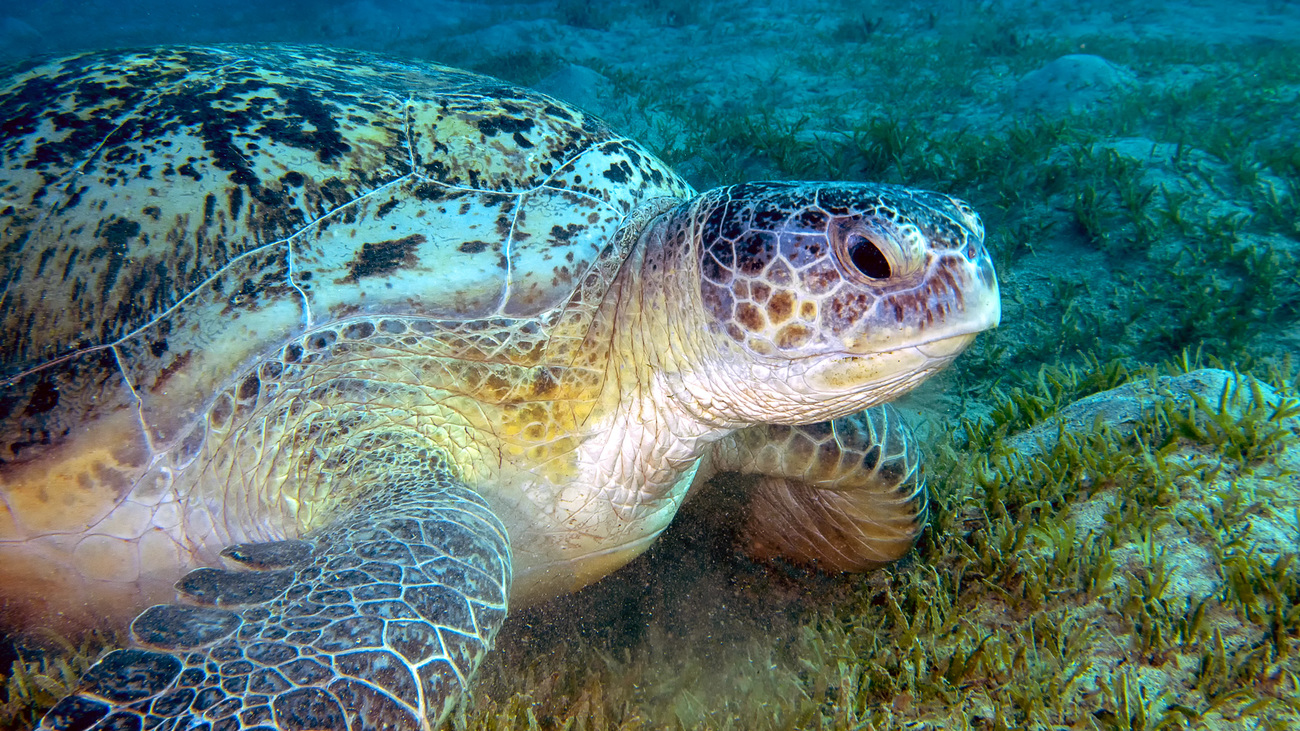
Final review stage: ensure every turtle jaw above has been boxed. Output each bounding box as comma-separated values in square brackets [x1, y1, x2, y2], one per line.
[638, 179, 1001, 427]
[690, 266, 999, 425]
[791, 280, 999, 408]
[660, 327, 987, 429]
[797, 334, 976, 403]
[833, 270, 1001, 355]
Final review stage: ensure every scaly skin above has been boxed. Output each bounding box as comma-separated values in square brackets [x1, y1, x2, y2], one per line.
[41, 453, 512, 731]
[0, 45, 1000, 731]
[2, 180, 995, 629]
[0, 44, 694, 630]
[705, 406, 924, 571]
[33, 179, 990, 731]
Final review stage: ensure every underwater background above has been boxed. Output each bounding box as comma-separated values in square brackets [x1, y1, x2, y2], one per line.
[2, 0, 1299, 728]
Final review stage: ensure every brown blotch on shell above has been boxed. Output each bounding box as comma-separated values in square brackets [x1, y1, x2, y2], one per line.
[175, 424, 206, 465]
[878, 460, 905, 486]
[237, 373, 261, 401]
[339, 235, 425, 283]
[150, 350, 193, 393]
[307, 330, 338, 351]
[531, 369, 557, 398]
[735, 303, 765, 332]
[788, 433, 816, 467]
[808, 442, 843, 482]
[342, 321, 375, 340]
[775, 324, 811, 350]
[23, 378, 60, 416]
[767, 292, 794, 324]
[209, 393, 234, 430]
[259, 360, 284, 381]
[91, 459, 137, 498]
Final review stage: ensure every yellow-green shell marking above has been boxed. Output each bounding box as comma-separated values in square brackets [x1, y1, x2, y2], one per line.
[0, 44, 688, 452]
[0, 44, 694, 620]
[0, 43, 999, 731]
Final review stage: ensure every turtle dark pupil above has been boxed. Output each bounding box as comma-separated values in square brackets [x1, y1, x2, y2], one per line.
[848, 235, 891, 279]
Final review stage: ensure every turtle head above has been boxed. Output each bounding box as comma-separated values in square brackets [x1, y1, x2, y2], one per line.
[657, 181, 1000, 424]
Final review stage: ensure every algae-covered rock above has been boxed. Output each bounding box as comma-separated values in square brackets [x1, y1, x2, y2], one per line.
[1011, 367, 1298, 584]
[1014, 54, 1135, 114]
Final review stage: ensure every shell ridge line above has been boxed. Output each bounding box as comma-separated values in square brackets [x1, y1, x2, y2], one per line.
[408, 170, 531, 200]
[533, 142, 596, 192]
[0, 240, 279, 385]
[533, 134, 646, 193]
[283, 228, 313, 329]
[109, 342, 159, 457]
[285, 239, 314, 329]
[426, 626, 475, 685]
[127, 171, 414, 343]
[529, 142, 638, 305]
[401, 95, 418, 173]
[496, 194, 523, 315]
[533, 140, 636, 210]
[2, 171, 415, 385]
[537, 182, 610, 212]
[0, 345, 114, 387]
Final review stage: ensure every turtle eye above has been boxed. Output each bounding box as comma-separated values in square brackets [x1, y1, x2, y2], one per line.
[830, 216, 910, 283]
[846, 233, 891, 280]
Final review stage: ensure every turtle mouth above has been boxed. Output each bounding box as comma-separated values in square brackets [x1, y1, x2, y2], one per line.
[792, 328, 988, 401]
[915, 331, 978, 357]
[777, 327, 981, 367]
[834, 324, 987, 359]
[835, 284, 1001, 358]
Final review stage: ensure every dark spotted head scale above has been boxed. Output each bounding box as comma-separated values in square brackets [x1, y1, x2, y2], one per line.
[694, 181, 999, 363]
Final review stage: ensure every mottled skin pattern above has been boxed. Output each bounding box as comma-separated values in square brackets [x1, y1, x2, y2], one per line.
[43, 471, 510, 731]
[696, 183, 994, 360]
[0, 45, 999, 730]
[708, 404, 923, 571]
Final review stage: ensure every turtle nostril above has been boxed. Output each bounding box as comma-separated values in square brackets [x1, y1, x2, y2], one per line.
[847, 234, 891, 279]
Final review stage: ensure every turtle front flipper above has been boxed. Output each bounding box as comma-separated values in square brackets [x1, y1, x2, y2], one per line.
[39, 478, 511, 731]
[707, 404, 925, 572]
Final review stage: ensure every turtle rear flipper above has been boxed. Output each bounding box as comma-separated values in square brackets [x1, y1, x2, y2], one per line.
[707, 404, 925, 572]
[40, 479, 511, 731]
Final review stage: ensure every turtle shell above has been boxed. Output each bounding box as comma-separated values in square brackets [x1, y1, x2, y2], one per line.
[0, 45, 692, 465]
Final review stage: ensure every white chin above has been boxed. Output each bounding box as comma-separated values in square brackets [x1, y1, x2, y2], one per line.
[917, 332, 977, 358]
[801, 341, 965, 399]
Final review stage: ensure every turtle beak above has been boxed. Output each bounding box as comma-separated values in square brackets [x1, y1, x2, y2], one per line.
[838, 246, 1000, 358]
[916, 331, 978, 359]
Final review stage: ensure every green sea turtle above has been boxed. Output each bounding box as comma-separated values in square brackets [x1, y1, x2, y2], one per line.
[0, 45, 999, 730]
